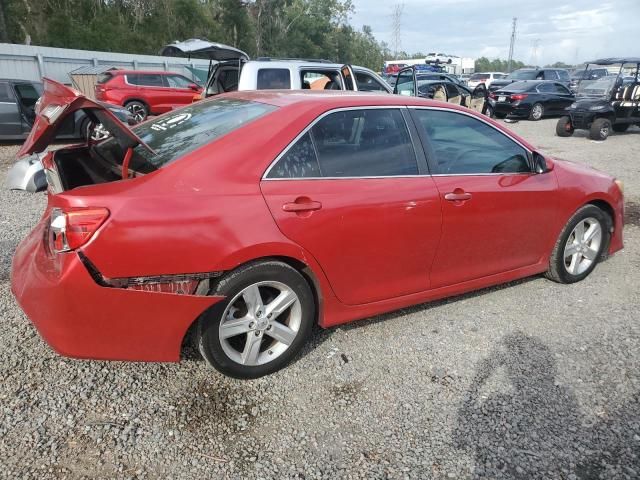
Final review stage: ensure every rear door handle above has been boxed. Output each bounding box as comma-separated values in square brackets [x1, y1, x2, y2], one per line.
[444, 191, 472, 202]
[282, 199, 322, 212]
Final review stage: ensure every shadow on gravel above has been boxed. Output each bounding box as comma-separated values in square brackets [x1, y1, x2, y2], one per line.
[454, 331, 640, 479]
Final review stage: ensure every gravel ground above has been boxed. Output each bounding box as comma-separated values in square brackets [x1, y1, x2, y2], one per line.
[1, 121, 639, 480]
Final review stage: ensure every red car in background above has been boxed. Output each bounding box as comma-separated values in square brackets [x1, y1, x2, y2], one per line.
[95, 70, 202, 121]
[10, 79, 624, 379]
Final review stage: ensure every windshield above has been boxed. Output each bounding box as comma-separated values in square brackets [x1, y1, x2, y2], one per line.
[576, 76, 618, 98]
[508, 70, 537, 80]
[93, 98, 276, 171]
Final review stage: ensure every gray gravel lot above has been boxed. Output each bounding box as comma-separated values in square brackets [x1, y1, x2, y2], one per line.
[1, 120, 639, 479]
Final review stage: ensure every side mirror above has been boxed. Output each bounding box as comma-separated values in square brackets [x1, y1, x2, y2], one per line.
[6, 155, 47, 193]
[533, 152, 553, 174]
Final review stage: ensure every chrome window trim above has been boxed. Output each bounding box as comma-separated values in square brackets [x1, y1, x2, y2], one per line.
[262, 105, 419, 180]
[262, 105, 536, 180]
[124, 74, 191, 90]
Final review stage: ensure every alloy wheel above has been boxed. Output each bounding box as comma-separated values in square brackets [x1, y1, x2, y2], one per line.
[563, 217, 602, 275]
[90, 123, 110, 141]
[532, 104, 543, 120]
[126, 103, 147, 122]
[219, 281, 301, 366]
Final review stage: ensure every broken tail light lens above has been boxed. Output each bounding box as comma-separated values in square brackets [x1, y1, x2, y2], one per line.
[49, 207, 110, 253]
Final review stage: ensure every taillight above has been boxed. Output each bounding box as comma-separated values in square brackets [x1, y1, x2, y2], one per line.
[511, 93, 528, 101]
[49, 207, 109, 253]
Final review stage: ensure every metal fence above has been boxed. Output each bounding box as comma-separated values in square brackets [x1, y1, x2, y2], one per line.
[0, 43, 211, 84]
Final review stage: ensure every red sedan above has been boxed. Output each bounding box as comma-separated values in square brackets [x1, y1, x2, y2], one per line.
[11, 79, 624, 378]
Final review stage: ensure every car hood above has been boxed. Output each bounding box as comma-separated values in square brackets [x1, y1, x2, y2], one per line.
[550, 155, 613, 181]
[17, 78, 151, 158]
[160, 39, 249, 61]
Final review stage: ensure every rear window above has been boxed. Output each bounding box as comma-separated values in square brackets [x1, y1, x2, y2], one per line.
[257, 69, 291, 89]
[509, 70, 537, 80]
[97, 73, 114, 84]
[504, 81, 532, 92]
[136, 98, 275, 168]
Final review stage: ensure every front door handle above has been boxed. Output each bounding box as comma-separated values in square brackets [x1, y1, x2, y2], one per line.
[282, 198, 322, 212]
[444, 191, 472, 202]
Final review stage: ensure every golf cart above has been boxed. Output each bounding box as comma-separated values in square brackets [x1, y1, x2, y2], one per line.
[556, 57, 640, 141]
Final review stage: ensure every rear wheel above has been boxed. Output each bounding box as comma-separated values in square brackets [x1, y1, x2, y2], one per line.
[556, 116, 574, 137]
[198, 260, 315, 379]
[546, 205, 610, 284]
[529, 102, 544, 121]
[124, 101, 148, 122]
[612, 123, 630, 133]
[589, 118, 611, 141]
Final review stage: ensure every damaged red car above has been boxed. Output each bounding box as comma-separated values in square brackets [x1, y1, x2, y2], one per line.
[10, 79, 624, 378]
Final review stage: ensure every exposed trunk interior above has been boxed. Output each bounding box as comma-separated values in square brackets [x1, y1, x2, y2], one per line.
[53, 146, 121, 191]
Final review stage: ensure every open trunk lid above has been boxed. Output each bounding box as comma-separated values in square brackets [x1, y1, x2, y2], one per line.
[17, 78, 152, 159]
[160, 38, 249, 61]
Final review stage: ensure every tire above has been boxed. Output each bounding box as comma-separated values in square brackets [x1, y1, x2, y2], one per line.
[197, 260, 315, 379]
[612, 123, 630, 133]
[545, 205, 610, 284]
[556, 116, 574, 137]
[529, 102, 544, 121]
[589, 118, 611, 141]
[124, 100, 148, 121]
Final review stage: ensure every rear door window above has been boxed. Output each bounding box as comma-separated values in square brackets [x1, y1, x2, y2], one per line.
[257, 69, 291, 89]
[557, 70, 570, 81]
[267, 108, 417, 178]
[138, 74, 165, 87]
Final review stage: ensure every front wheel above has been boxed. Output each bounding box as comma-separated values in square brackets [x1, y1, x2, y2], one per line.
[556, 116, 574, 137]
[589, 118, 611, 141]
[546, 205, 610, 284]
[198, 260, 315, 379]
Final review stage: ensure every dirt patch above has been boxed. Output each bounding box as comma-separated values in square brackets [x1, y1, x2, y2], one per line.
[625, 201, 640, 227]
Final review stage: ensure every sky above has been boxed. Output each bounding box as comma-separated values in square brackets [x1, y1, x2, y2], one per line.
[350, 0, 639, 66]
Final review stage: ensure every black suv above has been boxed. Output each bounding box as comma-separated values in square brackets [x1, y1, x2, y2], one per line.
[557, 58, 640, 141]
[489, 68, 571, 92]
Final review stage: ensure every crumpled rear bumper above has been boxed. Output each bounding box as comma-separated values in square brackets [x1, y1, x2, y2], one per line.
[11, 221, 222, 362]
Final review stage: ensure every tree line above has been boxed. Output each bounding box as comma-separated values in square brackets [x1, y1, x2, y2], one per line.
[0, 0, 390, 70]
[0, 0, 577, 75]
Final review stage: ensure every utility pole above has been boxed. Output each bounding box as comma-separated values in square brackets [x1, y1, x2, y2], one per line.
[391, 3, 404, 59]
[507, 17, 517, 72]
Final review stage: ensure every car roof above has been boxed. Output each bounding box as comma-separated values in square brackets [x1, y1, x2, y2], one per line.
[0, 78, 41, 83]
[223, 90, 467, 108]
[244, 60, 372, 71]
[108, 70, 182, 75]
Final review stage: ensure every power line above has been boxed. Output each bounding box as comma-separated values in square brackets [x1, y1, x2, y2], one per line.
[507, 17, 517, 72]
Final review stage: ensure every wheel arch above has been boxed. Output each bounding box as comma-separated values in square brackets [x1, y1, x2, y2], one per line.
[179, 254, 325, 359]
